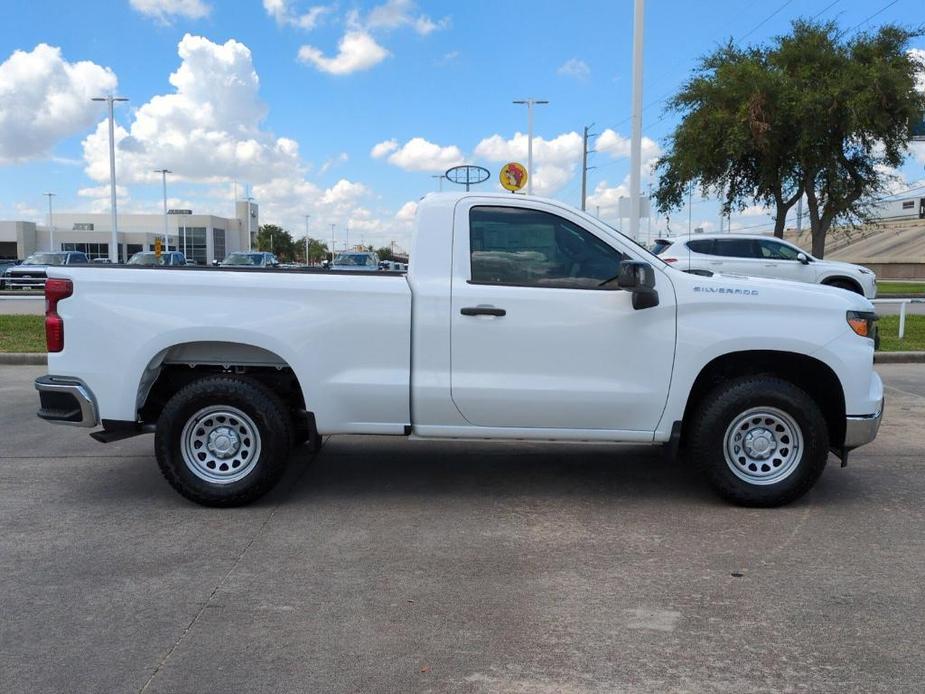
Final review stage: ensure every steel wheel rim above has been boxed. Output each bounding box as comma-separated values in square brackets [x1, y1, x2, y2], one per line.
[180, 405, 262, 485]
[723, 406, 803, 486]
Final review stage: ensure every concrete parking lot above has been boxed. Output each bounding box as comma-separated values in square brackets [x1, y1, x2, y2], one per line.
[1, 364, 923, 693]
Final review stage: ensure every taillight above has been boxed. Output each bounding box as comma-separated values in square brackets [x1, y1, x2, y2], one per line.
[662, 257, 678, 263]
[45, 278, 73, 353]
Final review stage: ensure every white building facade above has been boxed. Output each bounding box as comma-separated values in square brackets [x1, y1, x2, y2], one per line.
[0, 200, 258, 263]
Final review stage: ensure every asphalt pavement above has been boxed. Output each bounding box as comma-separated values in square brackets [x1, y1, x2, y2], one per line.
[0, 364, 923, 693]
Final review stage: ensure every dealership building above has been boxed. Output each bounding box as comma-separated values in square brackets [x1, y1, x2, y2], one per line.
[0, 201, 258, 264]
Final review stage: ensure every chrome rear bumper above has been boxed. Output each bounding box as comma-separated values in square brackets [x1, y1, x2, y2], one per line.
[35, 376, 99, 427]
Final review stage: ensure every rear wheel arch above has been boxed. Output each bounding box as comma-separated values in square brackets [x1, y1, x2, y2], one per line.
[135, 341, 310, 432]
[681, 350, 846, 449]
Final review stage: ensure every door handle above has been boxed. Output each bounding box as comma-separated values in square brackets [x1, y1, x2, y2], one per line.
[461, 306, 506, 317]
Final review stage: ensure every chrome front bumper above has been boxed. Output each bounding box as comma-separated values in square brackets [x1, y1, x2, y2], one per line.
[34, 375, 99, 428]
[844, 398, 884, 450]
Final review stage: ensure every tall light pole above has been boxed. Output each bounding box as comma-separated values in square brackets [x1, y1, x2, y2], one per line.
[628, 0, 646, 242]
[245, 195, 254, 251]
[330, 223, 336, 263]
[43, 193, 56, 251]
[431, 174, 445, 192]
[92, 95, 128, 262]
[153, 169, 171, 255]
[513, 98, 549, 195]
[304, 214, 311, 264]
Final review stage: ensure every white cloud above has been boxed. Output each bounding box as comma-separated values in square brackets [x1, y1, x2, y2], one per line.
[318, 151, 348, 175]
[263, 0, 331, 30]
[382, 137, 464, 172]
[557, 58, 590, 81]
[77, 184, 129, 198]
[365, 0, 448, 35]
[586, 179, 630, 218]
[82, 34, 301, 185]
[475, 131, 583, 195]
[0, 44, 117, 165]
[129, 0, 211, 22]
[370, 139, 399, 158]
[595, 128, 662, 167]
[395, 200, 417, 224]
[298, 31, 390, 75]
[911, 48, 925, 93]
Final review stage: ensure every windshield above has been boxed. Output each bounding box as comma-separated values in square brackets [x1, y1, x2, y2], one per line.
[23, 253, 66, 266]
[333, 253, 375, 266]
[128, 252, 159, 265]
[649, 239, 673, 256]
[222, 253, 263, 266]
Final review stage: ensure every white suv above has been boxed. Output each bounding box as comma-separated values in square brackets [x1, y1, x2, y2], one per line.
[651, 234, 877, 298]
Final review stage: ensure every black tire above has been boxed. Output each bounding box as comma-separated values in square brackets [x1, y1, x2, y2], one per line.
[825, 279, 862, 295]
[155, 375, 292, 507]
[688, 376, 829, 507]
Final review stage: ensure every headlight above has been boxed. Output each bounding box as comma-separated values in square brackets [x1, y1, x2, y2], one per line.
[847, 310, 877, 338]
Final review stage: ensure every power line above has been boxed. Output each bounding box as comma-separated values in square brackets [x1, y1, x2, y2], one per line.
[738, 0, 795, 42]
[842, 0, 901, 35]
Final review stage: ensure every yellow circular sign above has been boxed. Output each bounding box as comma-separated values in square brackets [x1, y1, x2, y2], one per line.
[500, 162, 528, 192]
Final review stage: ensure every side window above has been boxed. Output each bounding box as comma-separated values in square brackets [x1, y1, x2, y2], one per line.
[758, 239, 800, 260]
[686, 239, 715, 254]
[469, 206, 625, 289]
[713, 238, 758, 258]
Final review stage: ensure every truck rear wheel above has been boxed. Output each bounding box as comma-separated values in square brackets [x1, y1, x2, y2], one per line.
[155, 375, 292, 507]
[688, 376, 829, 507]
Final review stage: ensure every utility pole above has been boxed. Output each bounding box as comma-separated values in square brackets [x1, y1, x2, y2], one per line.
[92, 95, 128, 262]
[345, 220, 349, 251]
[688, 183, 693, 235]
[431, 174, 445, 192]
[647, 183, 653, 243]
[796, 196, 803, 234]
[513, 98, 549, 195]
[580, 123, 596, 211]
[153, 169, 171, 256]
[330, 223, 336, 262]
[628, 0, 646, 242]
[43, 193, 56, 251]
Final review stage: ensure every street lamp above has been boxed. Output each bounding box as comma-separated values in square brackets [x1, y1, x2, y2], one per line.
[330, 223, 336, 263]
[43, 192, 56, 251]
[153, 169, 171, 255]
[513, 98, 549, 195]
[92, 95, 128, 262]
[628, 0, 646, 242]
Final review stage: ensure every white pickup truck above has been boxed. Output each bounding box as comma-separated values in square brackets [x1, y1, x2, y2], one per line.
[35, 192, 883, 508]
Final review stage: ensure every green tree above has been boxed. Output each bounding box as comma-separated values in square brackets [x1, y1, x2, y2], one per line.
[654, 20, 925, 257]
[255, 224, 296, 261]
[375, 246, 395, 262]
[303, 237, 330, 264]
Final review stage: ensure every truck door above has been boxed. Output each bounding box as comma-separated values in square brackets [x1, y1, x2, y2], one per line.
[449, 200, 676, 432]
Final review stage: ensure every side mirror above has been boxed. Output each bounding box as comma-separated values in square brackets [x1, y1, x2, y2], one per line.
[617, 261, 659, 310]
[797, 252, 810, 265]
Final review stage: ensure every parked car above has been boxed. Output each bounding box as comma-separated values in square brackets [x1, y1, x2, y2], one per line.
[331, 251, 380, 271]
[651, 234, 877, 298]
[0, 258, 23, 286]
[127, 251, 188, 266]
[378, 260, 406, 272]
[1, 251, 88, 289]
[34, 192, 882, 509]
[220, 252, 280, 268]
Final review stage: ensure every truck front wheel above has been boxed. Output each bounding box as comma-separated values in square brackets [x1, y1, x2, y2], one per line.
[689, 377, 829, 507]
[155, 375, 292, 507]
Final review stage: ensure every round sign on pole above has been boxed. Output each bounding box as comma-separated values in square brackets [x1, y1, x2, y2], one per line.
[499, 162, 528, 192]
[445, 165, 490, 192]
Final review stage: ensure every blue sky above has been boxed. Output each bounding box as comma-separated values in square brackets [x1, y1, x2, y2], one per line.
[1, 0, 923, 249]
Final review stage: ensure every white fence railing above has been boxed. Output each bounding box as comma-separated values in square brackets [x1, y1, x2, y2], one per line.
[871, 298, 925, 339]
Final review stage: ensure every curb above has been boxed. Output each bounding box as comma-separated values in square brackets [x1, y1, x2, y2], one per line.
[874, 351, 925, 364]
[0, 353, 46, 365]
[877, 293, 925, 299]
